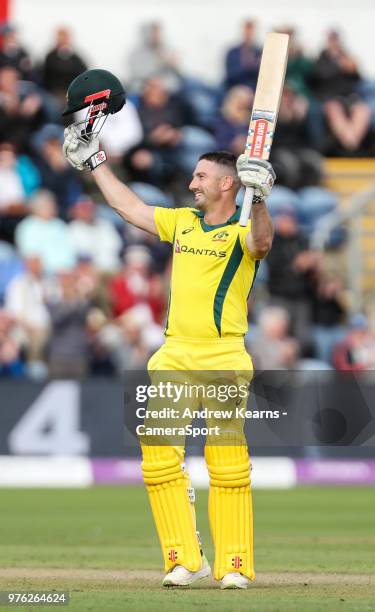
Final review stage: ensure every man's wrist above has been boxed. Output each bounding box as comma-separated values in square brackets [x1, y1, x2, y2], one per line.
[252, 194, 266, 205]
[85, 150, 107, 171]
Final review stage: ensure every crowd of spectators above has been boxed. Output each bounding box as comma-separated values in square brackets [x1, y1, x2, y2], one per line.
[1, 19, 374, 378]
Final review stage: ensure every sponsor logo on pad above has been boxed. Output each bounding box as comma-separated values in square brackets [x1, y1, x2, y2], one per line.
[232, 555, 243, 569]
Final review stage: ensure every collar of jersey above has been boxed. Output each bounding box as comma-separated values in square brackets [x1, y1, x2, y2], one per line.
[193, 207, 241, 232]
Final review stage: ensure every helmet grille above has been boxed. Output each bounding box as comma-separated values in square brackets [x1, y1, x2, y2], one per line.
[75, 93, 111, 142]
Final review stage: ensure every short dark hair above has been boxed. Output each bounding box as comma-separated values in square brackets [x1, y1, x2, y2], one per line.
[198, 150, 240, 190]
[199, 150, 237, 171]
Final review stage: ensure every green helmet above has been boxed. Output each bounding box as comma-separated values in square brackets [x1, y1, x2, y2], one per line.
[62, 68, 126, 116]
[62, 69, 126, 141]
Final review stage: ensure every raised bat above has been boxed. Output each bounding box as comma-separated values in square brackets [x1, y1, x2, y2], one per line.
[239, 32, 289, 226]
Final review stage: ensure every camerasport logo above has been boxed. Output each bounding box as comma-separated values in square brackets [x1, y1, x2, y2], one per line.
[250, 119, 268, 157]
[212, 231, 229, 242]
[182, 226, 194, 234]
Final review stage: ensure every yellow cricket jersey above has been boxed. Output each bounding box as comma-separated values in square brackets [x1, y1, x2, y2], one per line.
[154, 206, 259, 339]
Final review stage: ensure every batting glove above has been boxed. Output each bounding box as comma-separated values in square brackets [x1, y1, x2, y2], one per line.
[236, 154, 276, 202]
[63, 125, 107, 171]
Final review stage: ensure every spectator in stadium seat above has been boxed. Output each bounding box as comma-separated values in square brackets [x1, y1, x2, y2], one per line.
[270, 83, 323, 189]
[124, 221, 172, 276]
[109, 245, 166, 324]
[74, 257, 112, 317]
[125, 76, 214, 187]
[41, 27, 87, 109]
[0, 309, 25, 377]
[86, 307, 116, 376]
[137, 74, 190, 134]
[279, 27, 325, 150]
[4, 255, 50, 366]
[0, 23, 34, 80]
[0, 142, 40, 243]
[15, 189, 76, 274]
[87, 302, 163, 374]
[46, 268, 91, 378]
[0, 65, 48, 152]
[266, 211, 321, 352]
[311, 30, 373, 155]
[333, 315, 375, 370]
[276, 26, 314, 99]
[125, 76, 188, 187]
[214, 85, 254, 155]
[312, 30, 361, 100]
[311, 272, 347, 364]
[224, 20, 261, 91]
[113, 304, 164, 371]
[86, 302, 165, 373]
[68, 195, 122, 273]
[32, 124, 83, 218]
[127, 22, 181, 94]
[110, 246, 151, 318]
[247, 306, 299, 370]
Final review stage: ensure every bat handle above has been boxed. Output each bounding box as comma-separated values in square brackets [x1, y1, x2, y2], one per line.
[239, 187, 254, 227]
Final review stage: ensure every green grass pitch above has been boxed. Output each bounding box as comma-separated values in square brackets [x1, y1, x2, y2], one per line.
[0, 486, 374, 611]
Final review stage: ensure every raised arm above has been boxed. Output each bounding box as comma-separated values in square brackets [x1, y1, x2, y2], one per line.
[236, 154, 275, 259]
[245, 200, 274, 259]
[92, 164, 157, 234]
[63, 126, 158, 235]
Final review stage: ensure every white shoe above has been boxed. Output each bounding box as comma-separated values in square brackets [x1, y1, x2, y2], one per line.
[162, 555, 211, 587]
[221, 572, 250, 590]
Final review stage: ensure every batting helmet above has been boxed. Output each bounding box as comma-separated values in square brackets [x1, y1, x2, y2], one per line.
[62, 68, 126, 141]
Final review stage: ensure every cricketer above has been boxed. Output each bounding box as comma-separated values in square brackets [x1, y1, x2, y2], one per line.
[62, 69, 275, 589]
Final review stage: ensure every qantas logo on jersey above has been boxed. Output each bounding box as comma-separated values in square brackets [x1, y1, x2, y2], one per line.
[174, 239, 226, 257]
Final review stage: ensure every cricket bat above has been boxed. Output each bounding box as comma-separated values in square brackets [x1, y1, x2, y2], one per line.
[239, 32, 289, 226]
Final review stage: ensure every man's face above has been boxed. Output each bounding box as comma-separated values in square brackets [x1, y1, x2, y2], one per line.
[71, 199, 95, 223]
[243, 21, 255, 45]
[149, 23, 161, 47]
[275, 214, 298, 237]
[143, 77, 168, 107]
[0, 144, 16, 168]
[25, 256, 42, 277]
[34, 195, 57, 220]
[56, 28, 71, 48]
[189, 160, 227, 209]
[0, 67, 18, 94]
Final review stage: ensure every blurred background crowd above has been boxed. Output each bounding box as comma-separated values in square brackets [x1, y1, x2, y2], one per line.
[1, 19, 375, 379]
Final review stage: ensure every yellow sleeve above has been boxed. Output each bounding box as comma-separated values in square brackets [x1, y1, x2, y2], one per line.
[238, 221, 255, 261]
[154, 207, 178, 243]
